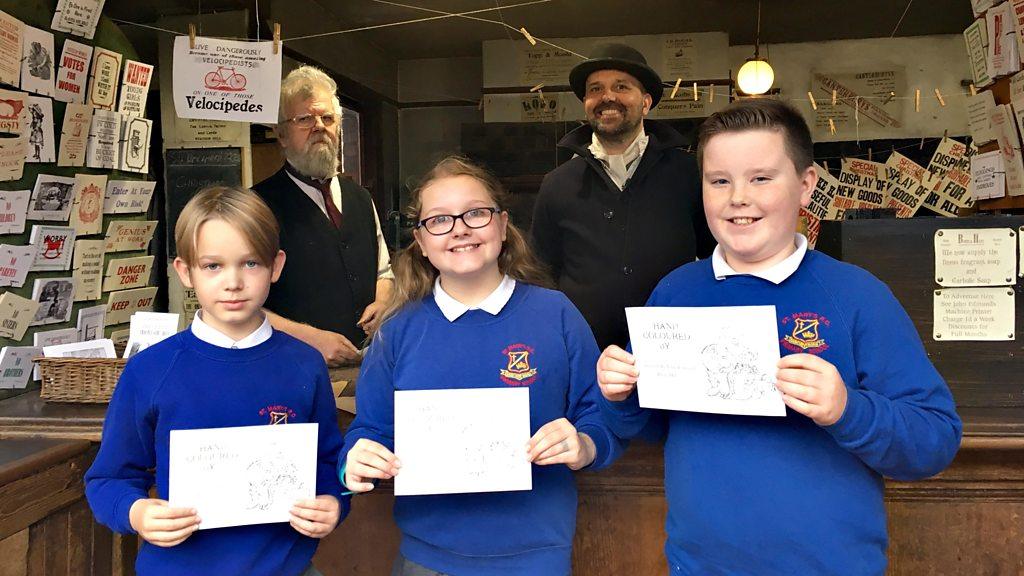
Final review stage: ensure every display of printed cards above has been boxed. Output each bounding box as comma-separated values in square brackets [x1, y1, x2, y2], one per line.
[28, 174, 75, 221]
[29, 224, 76, 271]
[0, 346, 42, 389]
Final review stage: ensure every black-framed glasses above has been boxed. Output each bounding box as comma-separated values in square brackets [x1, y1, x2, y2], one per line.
[283, 113, 337, 129]
[416, 207, 502, 236]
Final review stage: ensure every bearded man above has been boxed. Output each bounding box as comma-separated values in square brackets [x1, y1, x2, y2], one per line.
[529, 43, 714, 350]
[254, 65, 393, 365]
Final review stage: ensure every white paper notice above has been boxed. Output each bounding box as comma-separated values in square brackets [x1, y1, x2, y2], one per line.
[0, 10, 23, 88]
[57, 102, 91, 167]
[934, 287, 1015, 341]
[85, 108, 120, 169]
[169, 423, 317, 530]
[172, 36, 281, 124]
[51, 0, 106, 40]
[626, 306, 785, 417]
[103, 179, 155, 214]
[123, 311, 177, 357]
[0, 243, 34, 287]
[20, 26, 54, 97]
[76, 303, 105, 340]
[971, 150, 1006, 200]
[86, 47, 121, 110]
[24, 95, 54, 162]
[29, 224, 76, 271]
[53, 39, 91, 103]
[394, 388, 532, 496]
[0, 189, 29, 233]
[117, 60, 152, 117]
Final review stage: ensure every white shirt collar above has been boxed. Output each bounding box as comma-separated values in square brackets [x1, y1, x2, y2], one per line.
[433, 275, 516, 322]
[190, 310, 273, 349]
[588, 127, 650, 191]
[284, 167, 343, 217]
[711, 234, 808, 285]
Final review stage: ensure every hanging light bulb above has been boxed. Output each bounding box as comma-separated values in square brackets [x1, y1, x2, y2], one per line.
[736, 0, 774, 95]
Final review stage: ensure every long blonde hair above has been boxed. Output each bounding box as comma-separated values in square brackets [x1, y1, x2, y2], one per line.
[378, 156, 551, 330]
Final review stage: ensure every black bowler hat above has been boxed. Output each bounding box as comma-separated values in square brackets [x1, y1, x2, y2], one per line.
[569, 43, 664, 108]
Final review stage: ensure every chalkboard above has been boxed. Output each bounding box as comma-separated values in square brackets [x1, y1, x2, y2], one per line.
[163, 147, 242, 257]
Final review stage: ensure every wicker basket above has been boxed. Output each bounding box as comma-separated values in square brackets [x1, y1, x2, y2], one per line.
[36, 357, 128, 403]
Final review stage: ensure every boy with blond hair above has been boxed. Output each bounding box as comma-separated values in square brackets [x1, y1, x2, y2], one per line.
[86, 187, 346, 576]
[597, 100, 962, 575]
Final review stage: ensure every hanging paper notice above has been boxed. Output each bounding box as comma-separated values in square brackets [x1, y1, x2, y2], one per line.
[103, 219, 156, 252]
[0, 292, 40, 340]
[0, 88, 27, 134]
[934, 228, 1017, 287]
[51, 0, 106, 40]
[72, 238, 104, 301]
[29, 224, 76, 271]
[807, 164, 838, 221]
[117, 60, 152, 117]
[0, 189, 29, 234]
[934, 287, 1015, 341]
[105, 286, 157, 325]
[0, 10, 23, 88]
[20, 26, 54, 97]
[28, 173, 75, 221]
[57, 102, 91, 166]
[971, 150, 1005, 201]
[69, 173, 107, 235]
[24, 95, 55, 163]
[30, 276, 76, 326]
[85, 108, 120, 169]
[118, 116, 151, 173]
[53, 39, 92, 103]
[0, 243, 34, 288]
[883, 152, 929, 218]
[86, 47, 121, 110]
[0, 346, 41, 389]
[104, 180, 155, 214]
[102, 255, 153, 291]
[172, 36, 281, 124]
[0, 133, 26, 182]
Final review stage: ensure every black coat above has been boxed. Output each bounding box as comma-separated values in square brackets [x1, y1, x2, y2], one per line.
[530, 120, 715, 350]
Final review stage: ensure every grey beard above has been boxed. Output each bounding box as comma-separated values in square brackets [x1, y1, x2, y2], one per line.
[284, 142, 339, 181]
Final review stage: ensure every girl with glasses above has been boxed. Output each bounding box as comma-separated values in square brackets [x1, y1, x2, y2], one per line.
[340, 156, 622, 576]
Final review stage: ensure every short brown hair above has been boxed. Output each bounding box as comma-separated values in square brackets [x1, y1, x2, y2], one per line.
[175, 186, 280, 267]
[697, 99, 814, 172]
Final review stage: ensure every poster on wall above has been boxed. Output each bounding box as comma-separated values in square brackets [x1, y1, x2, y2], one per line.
[660, 33, 729, 80]
[20, 25, 54, 97]
[51, 0, 106, 40]
[85, 108, 121, 169]
[172, 36, 281, 124]
[24, 95, 55, 163]
[118, 116, 151, 173]
[57, 102, 91, 166]
[53, 39, 92, 103]
[0, 189, 29, 234]
[117, 60, 153, 117]
[27, 173, 75, 221]
[0, 10, 23, 88]
[86, 47, 121, 110]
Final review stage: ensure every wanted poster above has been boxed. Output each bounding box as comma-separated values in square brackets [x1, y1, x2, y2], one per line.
[72, 238, 104, 301]
[53, 39, 91, 103]
[57, 102, 91, 166]
[24, 95, 54, 162]
[51, 0, 106, 40]
[117, 60, 152, 117]
[69, 173, 106, 235]
[884, 152, 930, 218]
[118, 116, 150, 173]
[0, 243, 34, 287]
[20, 25, 54, 96]
[0, 189, 29, 234]
[172, 36, 281, 124]
[85, 108, 120, 169]
[103, 179, 155, 214]
[86, 47, 120, 110]
[27, 173, 75, 221]
[29, 224, 75, 271]
[30, 276, 76, 326]
[0, 10, 22, 88]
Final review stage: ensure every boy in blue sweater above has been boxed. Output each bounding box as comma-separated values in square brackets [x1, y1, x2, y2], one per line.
[597, 99, 962, 575]
[85, 187, 346, 576]
[342, 157, 622, 575]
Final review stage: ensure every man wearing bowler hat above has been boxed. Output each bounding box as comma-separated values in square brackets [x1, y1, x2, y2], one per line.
[530, 43, 714, 350]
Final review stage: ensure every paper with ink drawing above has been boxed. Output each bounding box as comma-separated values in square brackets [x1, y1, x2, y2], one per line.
[626, 306, 785, 417]
[168, 423, 317, 530]
[394, 388, 532, 496]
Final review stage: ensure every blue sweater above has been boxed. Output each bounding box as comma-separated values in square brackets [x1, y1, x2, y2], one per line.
[600, 250, 962, 576]
[85, 329, 347, 576]
[342, 282, 623, 575]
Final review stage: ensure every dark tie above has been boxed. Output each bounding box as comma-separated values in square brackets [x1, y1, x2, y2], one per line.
[284, 163, 343, 228]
